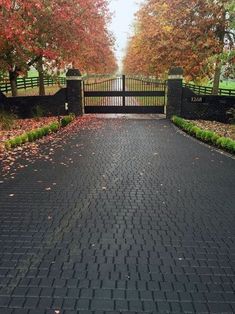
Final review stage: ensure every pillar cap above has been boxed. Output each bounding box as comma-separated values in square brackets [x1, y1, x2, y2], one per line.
[66, 69, 82, 80]
[66, 69, 82, 77]
[168, 67, 183, 79]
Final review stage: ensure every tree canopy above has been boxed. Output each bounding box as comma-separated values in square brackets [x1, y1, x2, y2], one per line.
[123, 0, 235, 93]
[0, 0, 117, 95]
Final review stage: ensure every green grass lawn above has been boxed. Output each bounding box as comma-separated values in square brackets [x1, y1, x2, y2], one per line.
[212, 81, 235, 90]
[188, 80, 235, 90]
[26, 68, 66, 78]
[27, 69, 39, 77]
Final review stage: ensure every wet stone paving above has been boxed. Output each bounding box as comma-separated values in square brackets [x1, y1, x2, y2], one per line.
[0, 115, 235, 314]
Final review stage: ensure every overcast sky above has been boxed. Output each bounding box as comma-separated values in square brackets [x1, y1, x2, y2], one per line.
[108, 0, 141, 68]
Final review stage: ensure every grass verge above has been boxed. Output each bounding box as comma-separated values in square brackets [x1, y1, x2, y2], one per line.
[172, 116, 235, 155]
[5, 114, 75, 150]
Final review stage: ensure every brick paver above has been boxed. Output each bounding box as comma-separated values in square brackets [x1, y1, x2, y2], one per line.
[0, 116, 235, 314]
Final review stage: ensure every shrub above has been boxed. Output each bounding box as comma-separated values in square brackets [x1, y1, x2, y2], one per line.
[0, 110, 16, 130]
[228, 141, 235, 153]
[198, 130, 205, 140]
[200, 130, 214, 142]
[61, 117, 69, 127]
[15, 136, 23, 146]
[21, 133, 28, 144]
[5, 140, 11, 150]
[202, 130, 210, 140]
[31, 130, 39, 140]
[42, 126, 50, 136]
[216, 137, 226, 147]
[190, 126, 201, 135]
[4, 114, 74, 150]
[27, 131, 35, 142]
[172, 116, 184, 127]
[36, 128, 45, 138]
[218, 137, 231, 149]
[195, 129, 203, 139]
[8, 139, 16, 148]
[204, 131, 214, 142]
[211, 133, 220, 144]
[5, 134, 28, 148]
[49, 122, 60, 132]
[172, 116, 235, 154]
[224, 139, 235, 153]
[61, 114, 75, 127]
[183, 123, 192, 133]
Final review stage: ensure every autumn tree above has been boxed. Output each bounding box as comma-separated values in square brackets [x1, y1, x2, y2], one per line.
[123, 0, 235, 94]
[0, 0, 117, 96]
[0, 1, 38, 95]
[29, 0, 117, 95]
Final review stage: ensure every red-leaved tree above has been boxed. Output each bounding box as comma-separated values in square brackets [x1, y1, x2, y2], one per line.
[0, 0, 117, 96]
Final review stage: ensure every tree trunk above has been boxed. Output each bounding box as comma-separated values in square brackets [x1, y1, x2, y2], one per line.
[37, 57, 45, 96]
[9, 70, 18, 97]
[212, 61, 222, 95]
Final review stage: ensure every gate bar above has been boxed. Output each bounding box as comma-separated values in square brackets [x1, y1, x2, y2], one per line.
[122, 75, 125, 106]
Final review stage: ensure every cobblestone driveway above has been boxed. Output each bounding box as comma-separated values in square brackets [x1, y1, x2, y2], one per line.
[0, 115, 235, 314]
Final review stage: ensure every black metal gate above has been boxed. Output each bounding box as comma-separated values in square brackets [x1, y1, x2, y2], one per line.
[84, 75, 166, 114]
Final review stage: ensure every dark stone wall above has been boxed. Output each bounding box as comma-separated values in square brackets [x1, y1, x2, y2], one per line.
[181, 87, 235, 123]
[0, 89, 67, 118]
[0, 68, 84, 118]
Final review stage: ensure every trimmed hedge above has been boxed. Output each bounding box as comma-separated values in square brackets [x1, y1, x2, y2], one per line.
[172, 116, 235, 154]
[61, 115, 74, 127]
[5, 114, 75, 150]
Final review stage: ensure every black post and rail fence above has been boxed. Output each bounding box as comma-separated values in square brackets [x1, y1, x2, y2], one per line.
[0, 76, 66, 94]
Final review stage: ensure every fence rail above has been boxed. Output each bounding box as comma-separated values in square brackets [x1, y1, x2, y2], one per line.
[183, 82, 235, 96]
[0, 77, 66, 94]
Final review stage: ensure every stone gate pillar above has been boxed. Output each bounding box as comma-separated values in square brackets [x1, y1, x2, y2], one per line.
[166, 67, 183, 119]
[66, 69, 83, 116]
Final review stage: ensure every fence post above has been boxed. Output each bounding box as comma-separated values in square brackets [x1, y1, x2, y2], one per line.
[166, 67, 183, 119]
[66, 69, 83, 116]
